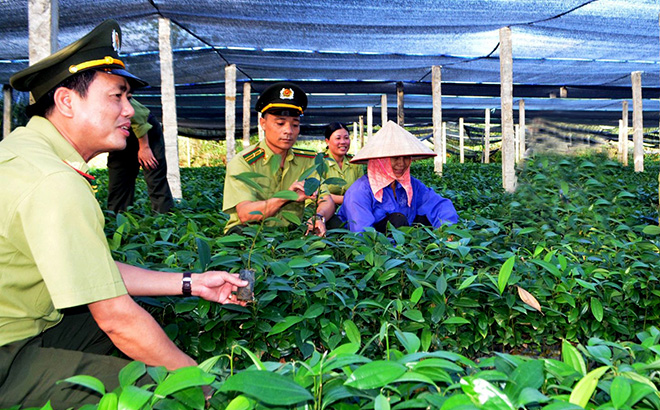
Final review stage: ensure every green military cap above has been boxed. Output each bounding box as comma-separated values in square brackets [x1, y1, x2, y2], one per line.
[10, 19, 147, 104]
[255, 82, 307, 116]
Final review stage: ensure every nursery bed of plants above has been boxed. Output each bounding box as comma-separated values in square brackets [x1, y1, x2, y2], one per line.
[13, 153, 660, 410]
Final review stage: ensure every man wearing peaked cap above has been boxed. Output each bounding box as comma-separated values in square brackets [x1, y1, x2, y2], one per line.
[223, 82, 335, 235]
[0, 20, 248, 407]
[338, 121, 459, 233]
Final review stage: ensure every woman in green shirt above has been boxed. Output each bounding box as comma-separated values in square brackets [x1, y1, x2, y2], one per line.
[324, 122, 364, 205]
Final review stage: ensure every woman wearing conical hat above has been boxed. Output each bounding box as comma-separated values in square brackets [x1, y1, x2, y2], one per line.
[338, 121, 458, 233]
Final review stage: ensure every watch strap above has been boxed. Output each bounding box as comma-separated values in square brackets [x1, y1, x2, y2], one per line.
[182, 272, 192, 296]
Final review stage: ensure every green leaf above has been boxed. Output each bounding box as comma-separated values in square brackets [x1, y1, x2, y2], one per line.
[460, 377, 514, 409]
[97, 392, 118, 410]
[304, 178, 320, 196]
[443, 317, 470, 325]
[568, 366, 609, 408]
[375, 393, 391, 410]
[343, 320, 361, 345]
[562, 340, 586, 376]
[590, 298, 604, 322]
[303, 304, 324, 319]
[402, 309, 424, 322]
[118, 385, 153, 410]
[504, 360, 544, 404]
[642, 225, 660, 235]
[154, 366, 214, 398]
[531, 259, 562, 277]
[610, 376, 631, 409]
[325, 177, 347, 187]
[344, 360, 407, 389]
[232, 345, 267, 370]
[498, 255, 515, 295]
[118, 361, 146, 388]
[436, 275, 448, 295]
[280, 211, 302, 225]
[226, 394, 254, 410]
[395, 331, 421, 354]
[57, 375, 105, 395]
[458, 275, 478, 290]
[410, 287, 423, 304]
[267, 316, 304, 336]
[273, 190, 299, 201]
[233, 172, 266, 193]
[220, 370, 313, 406]
[195, 237, 211, 271]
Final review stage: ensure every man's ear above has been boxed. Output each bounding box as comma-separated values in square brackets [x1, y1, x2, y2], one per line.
[52, 87, 75, 118]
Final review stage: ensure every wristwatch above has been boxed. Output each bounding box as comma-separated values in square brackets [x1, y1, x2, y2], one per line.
[182, 272, 192, 296]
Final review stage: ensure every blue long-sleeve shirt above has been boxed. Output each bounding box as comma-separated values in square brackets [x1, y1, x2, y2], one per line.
[338, 174, 459, 232]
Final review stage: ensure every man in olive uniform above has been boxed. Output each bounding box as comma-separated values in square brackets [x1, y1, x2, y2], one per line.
[0, 20, 247, 408]
[222, 82, 335, 234]
[107, 98, 175, 213]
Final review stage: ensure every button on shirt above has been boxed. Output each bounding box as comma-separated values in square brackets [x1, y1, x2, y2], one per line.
[338, 174, 459, 232]
[0, 116, 126, 346]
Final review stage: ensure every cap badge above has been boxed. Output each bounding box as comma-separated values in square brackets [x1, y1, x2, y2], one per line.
[111, 29, 121, 53]
[280, 88, 294, 100]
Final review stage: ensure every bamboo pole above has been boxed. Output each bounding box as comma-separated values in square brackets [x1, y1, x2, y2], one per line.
[359, 115, 364, 148]
[631, 71, 644, 172]
[258, 112, 264, 141]
[459, 117, 465, 164]
[28, 0, 58, 65]
[484, 109, 491, 164]
[158, 17, 182, 199]
[622, 101, 629, 166]
[242, 82, 251, 148]
[381, 94, 388, 126]
[3, 86, 11, 140]
[352, 122, 358, 153]
[225, 64, 237, 162]
[500, 27, 516, 192]
[396, 81, 404, 127]
[519, 99, 526, 160]
[442, 122, 447, 164]
[432, 66, 443, 174]
[367, 106, 373, 143]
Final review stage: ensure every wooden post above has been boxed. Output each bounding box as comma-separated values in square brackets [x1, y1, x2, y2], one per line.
[28, 0, 58, 65]
[3, 86, 11, 140]
[432, 65, 443, 174]
[186, 137, 191, 168]
[622, 101, 629, 166]
[359, 115, 364, 148]
[242, 82, 251, 148]
[631, 71, 644, 172]
[158, 17, 182, 199]
[367, 106, 373, 143]
[519, 99, 526, 159]
[352, 122, 358, 153]
[484, 109, 491, 164]
[442, 122, 447, 164]
[515, 124, 520, 162]
[459, 117, 465, 164]
[500, 27, 516, 192]
[258, 112, 264, 141]
[618, 119, 624, 163]
[396, 81, 404, 127]
[225, 64, 237, 162]
[381, 94, 388, 126]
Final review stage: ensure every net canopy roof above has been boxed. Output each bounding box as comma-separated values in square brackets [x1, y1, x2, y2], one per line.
[1, 0, 658, 133]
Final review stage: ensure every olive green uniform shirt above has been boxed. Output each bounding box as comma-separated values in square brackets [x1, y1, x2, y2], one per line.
[223, 140, 319, 232]
[0, 116, 127, 347]
[324, 150, 365, 196]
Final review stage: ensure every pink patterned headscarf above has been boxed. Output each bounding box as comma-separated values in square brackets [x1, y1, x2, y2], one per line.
[367, 158, 413, 206]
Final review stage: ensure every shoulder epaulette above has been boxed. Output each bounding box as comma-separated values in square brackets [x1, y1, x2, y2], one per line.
[242, 147, 265, 164]
[292, 148, 317, 159]
[346, 154, 354, 159]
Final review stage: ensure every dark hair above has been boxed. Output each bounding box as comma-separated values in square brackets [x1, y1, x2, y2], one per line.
[27, 69, 98, 118]
[324, 122, 349, 140]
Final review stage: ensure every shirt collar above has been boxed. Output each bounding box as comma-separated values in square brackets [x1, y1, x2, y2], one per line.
[259, 139, 294, 165]
[27, 116, 91, 175]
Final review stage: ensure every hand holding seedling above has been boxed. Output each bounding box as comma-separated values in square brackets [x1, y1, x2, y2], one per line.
[193, 271, 250, 306]
[288, 180, 316, 202]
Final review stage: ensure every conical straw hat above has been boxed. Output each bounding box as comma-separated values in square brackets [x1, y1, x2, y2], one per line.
[350, 120, 436, 164]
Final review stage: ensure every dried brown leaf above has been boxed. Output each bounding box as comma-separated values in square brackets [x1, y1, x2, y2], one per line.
[516, 285, 544, 315]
